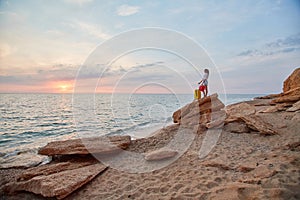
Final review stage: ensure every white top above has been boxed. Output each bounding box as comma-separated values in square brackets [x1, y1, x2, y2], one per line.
[203, 72, 209, 80]
[202, 72, 209, 85]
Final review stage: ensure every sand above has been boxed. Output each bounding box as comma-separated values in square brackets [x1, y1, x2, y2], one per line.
[1, 106, 299, 200]
[63, 111, 299, 199]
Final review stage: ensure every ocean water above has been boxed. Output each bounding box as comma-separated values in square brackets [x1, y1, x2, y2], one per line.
[0, 93, 262, 168]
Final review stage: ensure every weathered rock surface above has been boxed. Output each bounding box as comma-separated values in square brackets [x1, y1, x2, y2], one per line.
[224, 121, 250, 133]
[240, 115, 277, 135]
[271, 95, 300, 104]
[4, 164, 107, 199]
[144, 149, 178, 161]
[38, 135, 131, 156]
[259, 106, 278, 113]
[254, 93, 282, 99]
[17, 161, 96, 181]
[172, 93, 225, 130]
[283, 68, 300, 94]
[225, 102, 256, 118]
[224, 102, 277, 135]
[286, 100, 300, 112]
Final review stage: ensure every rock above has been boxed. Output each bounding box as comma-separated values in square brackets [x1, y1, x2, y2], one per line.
[201, 158, 233, 170]
[183, 107, 225, 127]
[286, 100, 300, 112]
[259, 106, 278, 113]
[254, 94, 282, 99]
[172, 93, 221, 124]
[224, 122, 250, 133]
[172, 109, 181, 123]
[283, 68, 300, 93]
[240, 115, 277, 135]
[4, 164, 107, 199]
[144, 149, 178, 161]
[272, 95, 300, 104]
[38, 135, 131, 156]
[237, 162, 256, 173]
[197, 110, 226, 129]
[283, 86, 300, 96]
[172, 93, 225, 131]
[245, 99, 273, 106]
[226, 102, 256, 117]
[224, 100, 277, 135]
[206, 119, 224, 129]
[199, 99, 225, 114]
[17, 161, 96, 181]
[275, 103, 289, 111]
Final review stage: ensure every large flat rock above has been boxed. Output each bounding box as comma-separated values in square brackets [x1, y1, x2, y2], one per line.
[225, 102, 256, 118]
[240, 115, 277, 135]
[272, 95, 300, 104]
[38, 135, 131, 156]
[5, 163, 107, 199]
[18, 160, 96, 181]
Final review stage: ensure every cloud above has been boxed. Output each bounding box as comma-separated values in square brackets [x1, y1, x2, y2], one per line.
[64, 0, 93, 5]
[116, 5, 140, 16]
[0, 64, 78, 86]
[237, 33, 300, 57]
[98, 61, 164, 78]
[73, 20, 110, 40]
[265, 33, 300, 48]
[0, 43, 12, 58]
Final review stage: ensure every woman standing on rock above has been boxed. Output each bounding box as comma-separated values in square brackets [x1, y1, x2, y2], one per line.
[198, 69, 209, 97]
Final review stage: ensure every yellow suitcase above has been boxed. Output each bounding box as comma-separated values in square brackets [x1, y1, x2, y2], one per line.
[194, 89, 201, 99]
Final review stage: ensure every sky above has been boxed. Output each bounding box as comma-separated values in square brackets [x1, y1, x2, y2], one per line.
[0, 0, 299, 94]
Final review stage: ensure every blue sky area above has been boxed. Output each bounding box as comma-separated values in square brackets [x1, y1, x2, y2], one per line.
[0, 0, 299, 94]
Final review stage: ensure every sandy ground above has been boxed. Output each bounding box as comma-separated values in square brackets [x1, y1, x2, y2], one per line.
[66, 111, 299, 199]
[1, 109, 299, 200]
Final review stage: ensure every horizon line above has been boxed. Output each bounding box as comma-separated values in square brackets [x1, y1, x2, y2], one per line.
[0, 92, 268, 95]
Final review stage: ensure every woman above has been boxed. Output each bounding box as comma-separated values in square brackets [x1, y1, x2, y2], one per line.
[198, 69, 209, 97]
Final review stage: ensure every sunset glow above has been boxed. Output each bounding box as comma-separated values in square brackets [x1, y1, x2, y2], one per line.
[0, 1, 299, 94]
[52, 82, 74, 93]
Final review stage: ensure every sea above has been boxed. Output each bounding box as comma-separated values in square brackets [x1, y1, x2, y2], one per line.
[0, 93, 263, 168]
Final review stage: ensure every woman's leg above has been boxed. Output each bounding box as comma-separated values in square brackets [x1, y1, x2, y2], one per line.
[205, 86, 208, 97]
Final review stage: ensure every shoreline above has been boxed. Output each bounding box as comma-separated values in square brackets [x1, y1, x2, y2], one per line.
[0, 68, 299, 199]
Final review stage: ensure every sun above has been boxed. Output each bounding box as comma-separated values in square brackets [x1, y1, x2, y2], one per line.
[60, 85, 68, 91]
[52, 81, 73, 93]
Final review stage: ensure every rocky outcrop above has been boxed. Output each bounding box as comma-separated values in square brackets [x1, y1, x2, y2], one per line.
[283, 68, 300, 94]
[2, 135, 131, 199]
[38, 135, 131, 156]
[224, 102, 277, 135]
[172, 93, 225, 130]
[225, 102, 256, 123]
[271, 95, 300, 104]
[5, 163, 107, 199]
[144, 149, 178, 161]
[254, 69, 300, 114]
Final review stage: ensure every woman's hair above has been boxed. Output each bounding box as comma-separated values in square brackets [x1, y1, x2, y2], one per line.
[204, 69, 209, 74]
